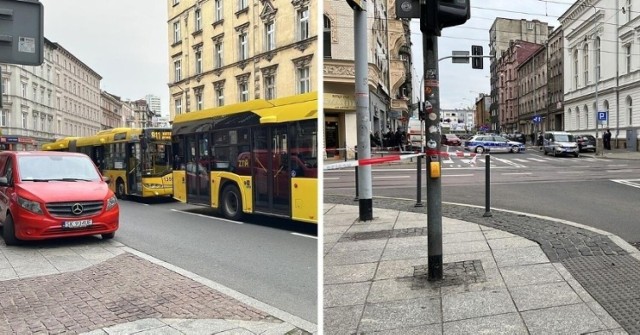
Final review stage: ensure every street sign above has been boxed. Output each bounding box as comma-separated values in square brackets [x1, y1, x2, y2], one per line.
[598, 111, 608, 121]
[532, 115, 542, 124]
[452, 50, 469, 63]
[0, 0, 44, 66]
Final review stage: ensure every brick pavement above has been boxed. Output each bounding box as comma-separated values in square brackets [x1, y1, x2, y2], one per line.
[0, 253, 278, 334]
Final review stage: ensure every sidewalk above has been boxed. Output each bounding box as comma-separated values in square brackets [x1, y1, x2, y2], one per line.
[0, 238, 315, 334]
[324, 198, 640, 334]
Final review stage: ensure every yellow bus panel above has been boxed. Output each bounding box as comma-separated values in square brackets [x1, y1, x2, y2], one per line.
[102, 170, 127, 196]
[141, 173, 173, 197]
[210, 172, 253, 213]
[291, 177, 318, 224]
[172, 170, 187, 203]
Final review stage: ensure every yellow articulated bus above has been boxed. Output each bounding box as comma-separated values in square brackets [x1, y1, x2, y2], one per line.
[42, 127, 173, 199]
[171, 92, 318, 224]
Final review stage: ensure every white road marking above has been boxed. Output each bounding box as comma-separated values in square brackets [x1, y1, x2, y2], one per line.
[291, 233, 317, 239]
[513, 158, 528, 162]
[557, 171, 584, 174]
[606, 169, 633, 173]
[324, 177, 340, 180]
[375, 176, 411, 179]
[170, 209, 244, 224]
[501, 172, 532, 175]
[492, 157, 526, 168]
[611, 179, 640, 189]
[527, 157, 547, 162]
[608, 164, 629, 167]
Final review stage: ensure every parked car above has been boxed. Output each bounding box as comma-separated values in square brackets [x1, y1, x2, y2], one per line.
[543, 131, 579, 157]
[0, 151, 119, 245]
[441, 133, 462, 146]
[464, 135, 526, 154]
[511, 133, 527, 144]
[575, 134, 596, 152]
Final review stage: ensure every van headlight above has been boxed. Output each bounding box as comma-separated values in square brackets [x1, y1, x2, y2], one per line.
[106, 195, 118, 211]
[18, 196, 43, 215]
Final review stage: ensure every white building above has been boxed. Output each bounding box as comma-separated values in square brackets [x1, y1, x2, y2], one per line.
[560, 0, 640, 150]
[144, 94, 161, 116]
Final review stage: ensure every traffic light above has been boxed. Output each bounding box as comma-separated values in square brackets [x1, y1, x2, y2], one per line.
[421, 0, 471, 36]
[472, 45, 483, 69]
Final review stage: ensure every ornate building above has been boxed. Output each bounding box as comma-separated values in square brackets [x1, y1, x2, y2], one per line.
[323, 0, 411, 159]
[167, 0, 317, 120]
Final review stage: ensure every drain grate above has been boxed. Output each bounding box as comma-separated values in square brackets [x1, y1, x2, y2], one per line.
[339, 227, 429, 242]
[412, 260, 486, 288]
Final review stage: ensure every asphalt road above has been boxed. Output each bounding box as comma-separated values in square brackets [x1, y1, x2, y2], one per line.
[325, 151, 640, 245]
[113, 199, 318, 323]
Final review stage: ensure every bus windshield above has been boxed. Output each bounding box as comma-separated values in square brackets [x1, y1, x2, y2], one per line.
[143, 142, 172, 177]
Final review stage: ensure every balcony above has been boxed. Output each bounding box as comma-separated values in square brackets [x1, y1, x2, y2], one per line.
[324, 59, 383, 91]
[390, 59, 407, 94]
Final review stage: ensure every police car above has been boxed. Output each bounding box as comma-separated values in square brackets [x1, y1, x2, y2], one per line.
[464, 135, 526, 154]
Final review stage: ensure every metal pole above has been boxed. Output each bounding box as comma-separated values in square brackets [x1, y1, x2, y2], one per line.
[483, 154, 492, 217]
[424, 34, 443, 281]
[415, 155, 423, 207]
[354, 151, 359, 201]
[353, 5, 372, 220]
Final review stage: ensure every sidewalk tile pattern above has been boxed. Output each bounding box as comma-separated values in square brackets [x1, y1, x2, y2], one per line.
[0, 253, 276, 334]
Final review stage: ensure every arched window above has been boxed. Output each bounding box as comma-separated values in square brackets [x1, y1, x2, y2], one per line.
[576, 106, 581, 129]
[324, 15, 332, 58]
[595, 37, 601, 81]
[627, 96, 633, 126]
[574, 50, 579, 88]
[584, 105, 589, 129]
[583, 44, 589, 84]
[567, 108, 572, 129]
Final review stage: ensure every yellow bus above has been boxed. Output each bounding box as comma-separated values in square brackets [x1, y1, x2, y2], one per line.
[42, 127, 173, 199]
[171, 92, 318, 224]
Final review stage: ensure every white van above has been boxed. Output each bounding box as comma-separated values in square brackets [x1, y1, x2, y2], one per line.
[407, 117, 424, 151]
[543, 131, 579, 157]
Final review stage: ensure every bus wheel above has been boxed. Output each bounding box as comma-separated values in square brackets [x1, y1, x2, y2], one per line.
[116, 179, 126, 199]
[3, 214, 21, 246]
[221, 184, 244, 221]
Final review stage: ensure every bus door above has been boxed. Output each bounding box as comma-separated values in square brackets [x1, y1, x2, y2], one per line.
[126, 142, 141, 196]
[185, 133, 210, 205]
[253, 125, 290, 217]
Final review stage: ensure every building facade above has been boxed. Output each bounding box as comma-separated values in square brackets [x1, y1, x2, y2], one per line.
[489, 18, 550, 132]
[167, 0, 317, 120]
[101, 91, 124, 130]
[144, 94, 162, 117]
[474, 93, 492, 132]
[517, 43, 547, 134]
[323, 0, 411, 159]
[547, 27, 565, 131]
[561, 0, 640, 150]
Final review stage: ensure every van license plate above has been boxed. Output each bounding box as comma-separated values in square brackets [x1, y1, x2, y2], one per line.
[63, 220, 92, 229]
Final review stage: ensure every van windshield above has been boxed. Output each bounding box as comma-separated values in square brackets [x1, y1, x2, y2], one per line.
[555, 134, 575, 142]
[18, 155, 101, 181]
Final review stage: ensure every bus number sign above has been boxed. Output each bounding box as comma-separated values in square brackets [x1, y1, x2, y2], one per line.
[150, 131, 171, 141]
[238, 158, 250, 168]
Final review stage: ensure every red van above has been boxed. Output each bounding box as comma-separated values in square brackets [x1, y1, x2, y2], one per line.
[0, 151, 119, 245]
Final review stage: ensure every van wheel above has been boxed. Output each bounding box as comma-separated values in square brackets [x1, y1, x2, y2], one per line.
[3, 214, 20, 246]
[102, 232, 115, 240]
[221, 184, 243, 221]
[115, 179, 126, 199]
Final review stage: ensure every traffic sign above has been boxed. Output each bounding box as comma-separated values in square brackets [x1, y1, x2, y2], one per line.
[532, 115, 542, 124]
[598, 111, 608, 121]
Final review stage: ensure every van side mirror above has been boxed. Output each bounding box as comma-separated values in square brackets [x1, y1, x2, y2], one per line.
[0, 177, 9, 187]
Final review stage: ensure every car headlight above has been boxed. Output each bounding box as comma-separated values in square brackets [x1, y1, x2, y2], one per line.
[18, 196, 43, 215]
[106, 195, 118, 211]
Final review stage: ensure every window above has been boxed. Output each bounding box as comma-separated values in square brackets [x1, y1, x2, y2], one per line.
[173, 21, 181, 44]
[238, 0, 247, 11]
[264, 75, 275, 100]
[21, 82, 27, 98]
[576, 107, 580, 129]
[195, 9, 202, 31]
[297, 66, 310, 93]
[238, 82, 249, 102]
[595, 37, 601, 81]
[215, 0, 223, 22]
[175, 98, 182, 114]
[195, 91, 203, 110]
[216, 87, 224, 106]
[22, 112, 27, 128]
[239, 33, 248, 60]
[626, 44, 632, 73]
[583, 105, 589, 129]
[583, 44, 589, 84]
[265, 22, 275, 51]
[173, 0, 179, 5]
[324, 15, 332, 58]
[2, 78, 8, 95]
[298, 7, 309, 40]
[0, 110, 7, 127]
[573, 50, 579, 88]
[215, 42, 223, 68]
[195, 50, 202, 74]
[628, 96, 633, 126]
[174, 59, 182, 81]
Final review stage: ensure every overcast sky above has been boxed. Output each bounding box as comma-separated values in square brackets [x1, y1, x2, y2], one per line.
[40, 0, 169, 116]
[411, 0, 573, 111]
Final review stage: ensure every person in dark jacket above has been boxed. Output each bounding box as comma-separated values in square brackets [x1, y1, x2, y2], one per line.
[603, 129, 612, 150]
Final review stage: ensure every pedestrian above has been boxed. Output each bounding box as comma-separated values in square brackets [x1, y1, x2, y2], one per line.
[530, 132, 536, 145]
[603, 128, 612, 150]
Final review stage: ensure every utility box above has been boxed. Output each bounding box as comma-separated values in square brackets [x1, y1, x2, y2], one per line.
[627, 129, 637, 151]
[0, 0, 44, 66]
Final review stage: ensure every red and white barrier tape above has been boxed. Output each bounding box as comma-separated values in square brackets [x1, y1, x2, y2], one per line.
[324, 153, 424, 170]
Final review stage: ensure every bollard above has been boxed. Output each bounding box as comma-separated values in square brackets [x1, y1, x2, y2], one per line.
[415, 155, 423, 207]
[483, 154, 492, 217]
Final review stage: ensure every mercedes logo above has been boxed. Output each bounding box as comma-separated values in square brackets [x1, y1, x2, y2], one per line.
[71, 203, 84, 215]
